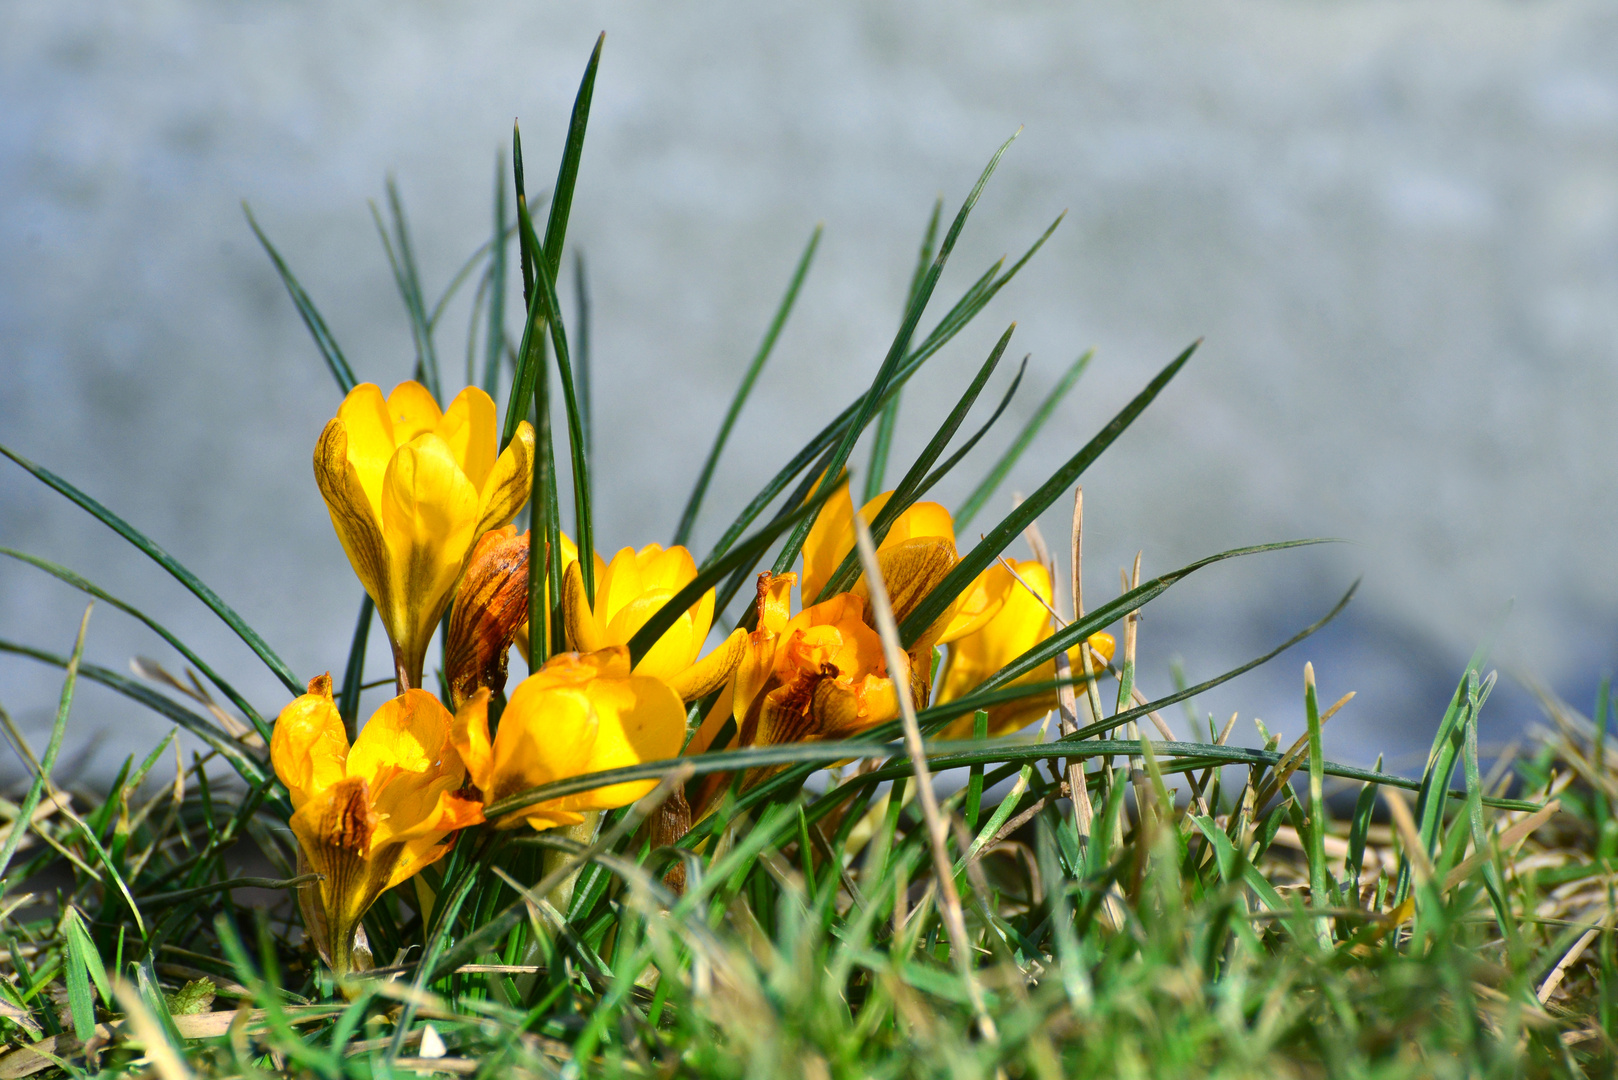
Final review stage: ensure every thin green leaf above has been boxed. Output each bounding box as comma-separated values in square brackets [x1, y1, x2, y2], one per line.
[242, 203, 357, 394]
[0, 547, 271, 743]
[0, 604, 90, 882]
[700, 210, 1064, 572]
[0, 443, 302, 695]
[0, 637, 272, 787]
[817, 327, 1020, 601]
[955, 348, 1094, 530]
[674, 224, 822, 548]
[626, 481, 840, 666]
[483, 153, 509, 398]
[62, 910, 98, 1041]
[370, 180, 442, 402]
[337, 594, 373, 740]
[575, 250, 593, 460]
[500, 33, 601, 446]
[898, 339, 1200, 646]
[771, 131, 1021, 580]
[518, 196, 594, 601]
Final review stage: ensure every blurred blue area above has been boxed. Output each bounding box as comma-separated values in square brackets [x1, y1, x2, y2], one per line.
[2, 1, 1616, 786]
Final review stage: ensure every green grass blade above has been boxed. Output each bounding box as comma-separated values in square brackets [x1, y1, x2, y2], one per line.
[518, 196, 595, 601]
[0, 637, 271, 787]
[0, 443, 301, 695]
[864, 391, 902, 506]
[0, 605, 90, 882]
[699, 211, 1063, 572]
[674, 224, 822, 548]
[816, 325, 1017, 601]
[428, 234, 497, 333]
[63, 913, 97, 1041]
[575, 250, 593, 460]
[910, 357, 1026, 499]
[337, 594, 373, 739]
[241, 204, 357, 395]
[63, 907, 110, 1010]
[483, 153, 509, 399]
[626, 481, 839, 666]
[955, 348, 1094, 530]
[1304, 664, 1332, 937]
[483, 729, 1531, 828]
[770, 132, 1020, 580]
[978, 538, 1336, 696]
[540, 34, 603, 281]
[0, 547, 271, 743]
[897, 339, 1198, 646]
[863, 201, 943, 505]
[370, 181, 442, 402]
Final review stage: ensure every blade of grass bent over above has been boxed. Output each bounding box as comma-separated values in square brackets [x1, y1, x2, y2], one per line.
[674, 224, 822, 547]
[770, 131, 1021, 580]
[0, 444, 301, 696]
[898, 339, 1198, 647]
[955, 348, 1094, 530]
[242, 204, 357, 395]
[0, 604, 90, 883]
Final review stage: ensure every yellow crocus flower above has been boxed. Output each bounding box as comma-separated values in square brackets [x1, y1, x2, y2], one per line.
[687, 572, 904, 811]
[801, 483, 1010, 651]
[935, 559, 1116, 739]
[560, 543, 746, 702]
[314, 380, 534, 691]
[452, 646, 687, 832]
[271, 674, 483, 977]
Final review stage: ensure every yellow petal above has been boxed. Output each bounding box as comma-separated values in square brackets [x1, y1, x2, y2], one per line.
[288, 775, 394, 975]
[563, 560, 606, 653]
[450, 690, 496, 797]
[387, 381, 443, 445]
[270, 673, 348, 814]
[487, 677, 599, 816]
[379, 432, 481, 681]
[334, 384, 395, 515]
[568, 673, 685, 809]
[472, 420, 534, 537]
[856, 537, 957, 629]
[936, 561, 1014, 645]
[436, 386, 498, 493]
[756, 572, 795, 635]
[666, 627, 748, 702]
[594, 546, 646, 628]
[313, 418, 390, 610]
[345, 689, 457, 790]
[384, 785, 484, 889]
[799, 480, 855, 604]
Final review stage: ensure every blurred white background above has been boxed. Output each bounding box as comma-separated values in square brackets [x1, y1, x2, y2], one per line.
[3, 1, 1616, 785]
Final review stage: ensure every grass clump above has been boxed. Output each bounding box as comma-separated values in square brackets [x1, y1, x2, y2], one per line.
[2, 36, 1612, 1080]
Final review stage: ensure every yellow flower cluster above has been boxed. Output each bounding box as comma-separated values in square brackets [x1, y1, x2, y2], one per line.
[274, 379, 1108, 976]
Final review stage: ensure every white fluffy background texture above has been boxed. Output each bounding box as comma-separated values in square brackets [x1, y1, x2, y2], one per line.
[2, 1, 1616, 780]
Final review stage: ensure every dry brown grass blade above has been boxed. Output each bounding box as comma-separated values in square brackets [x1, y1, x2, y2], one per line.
[851, 511, 996, 1043]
